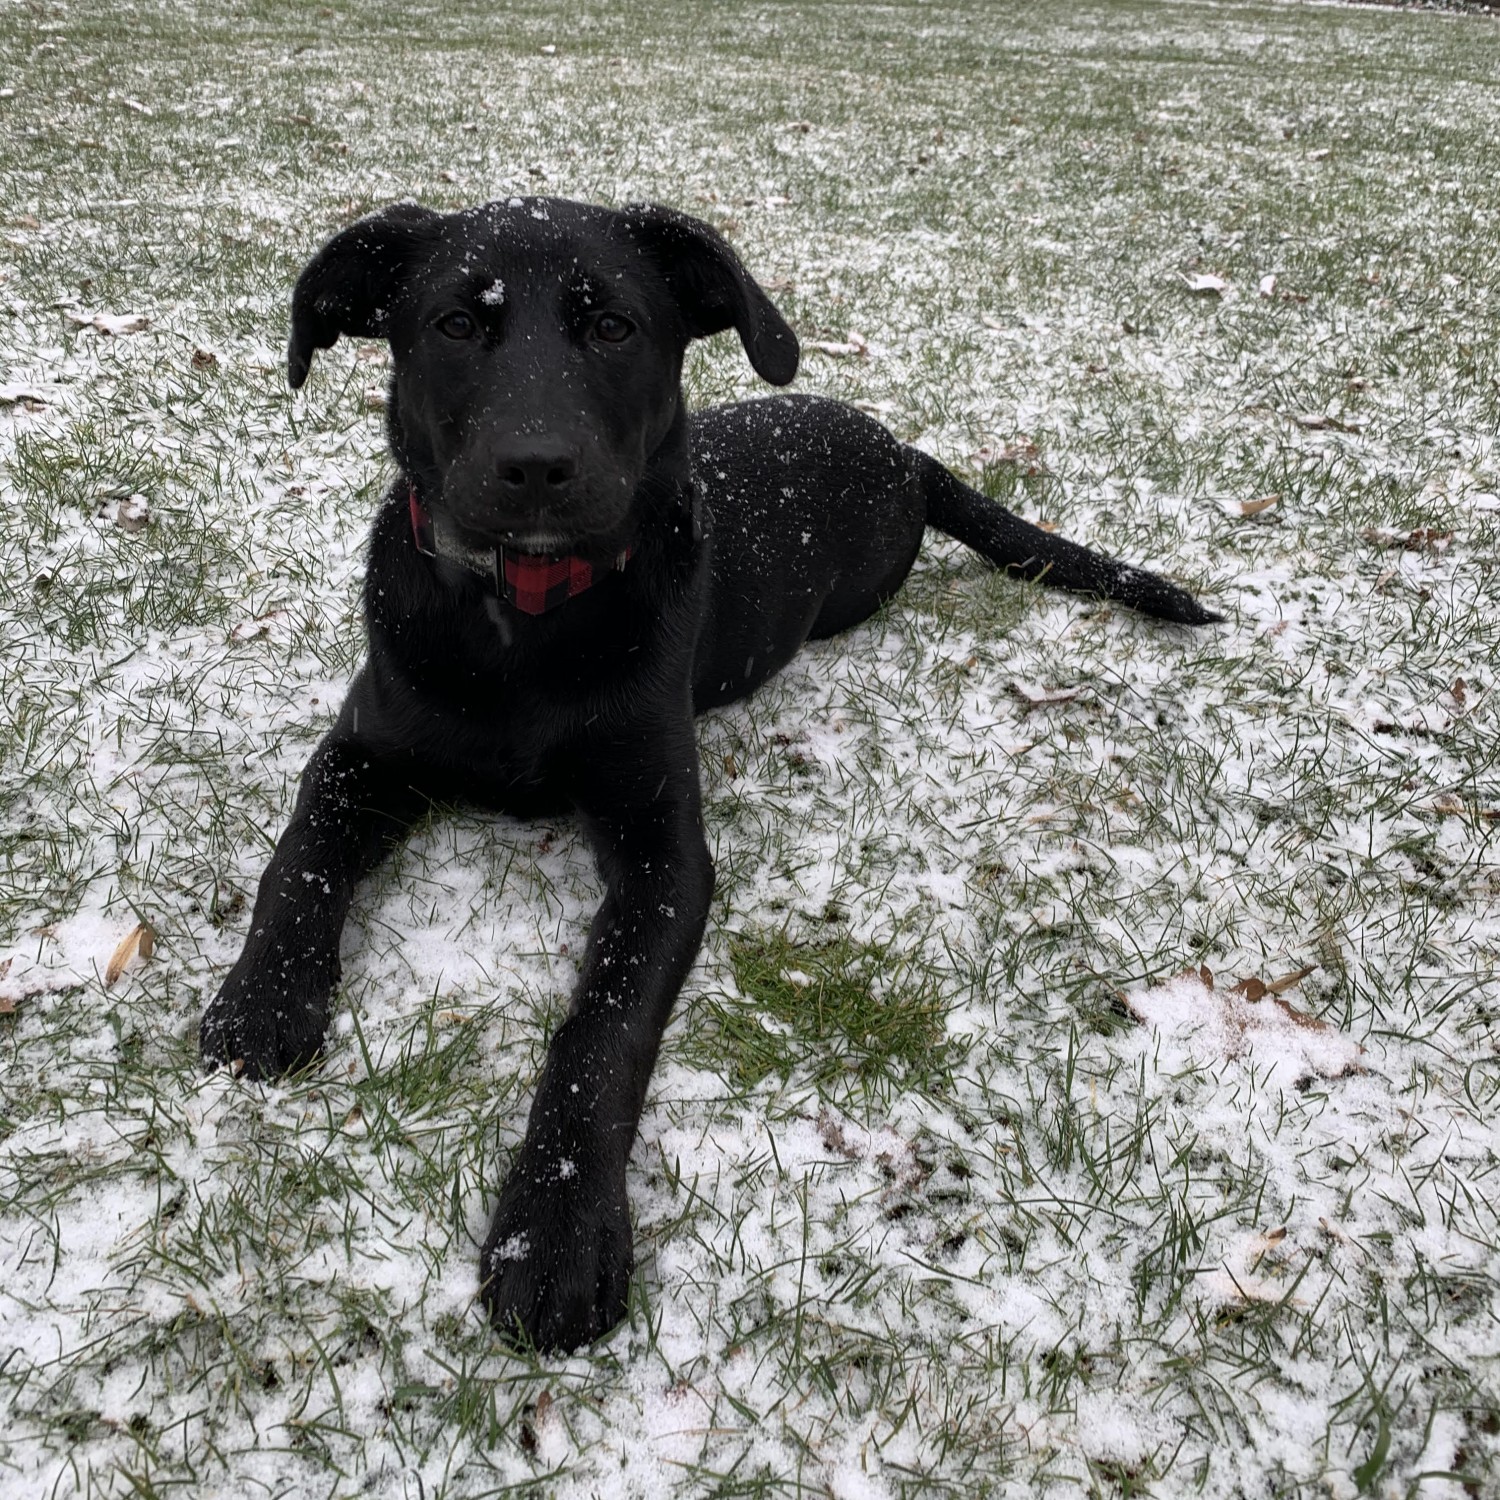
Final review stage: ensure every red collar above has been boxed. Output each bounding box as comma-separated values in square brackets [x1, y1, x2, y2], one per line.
[408, 488, 629, 616]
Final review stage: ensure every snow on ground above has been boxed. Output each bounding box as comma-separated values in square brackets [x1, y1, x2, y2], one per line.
[0, 1, 1497, 1496]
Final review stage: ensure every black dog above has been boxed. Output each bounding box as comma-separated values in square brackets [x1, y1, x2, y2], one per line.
[201, 197, 1218, 1351]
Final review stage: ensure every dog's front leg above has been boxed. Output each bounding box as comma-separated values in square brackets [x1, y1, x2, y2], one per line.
[200, 729, 425, 1079]
[481, 764, 713, 1352]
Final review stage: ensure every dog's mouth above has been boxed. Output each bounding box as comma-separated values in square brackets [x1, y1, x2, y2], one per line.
[445, 514, 632, 567]
[497, 531, 578, 558]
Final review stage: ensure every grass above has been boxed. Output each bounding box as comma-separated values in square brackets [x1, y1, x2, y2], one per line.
[1, 0, 1499, 1496]
[689, 928, 953, 1096]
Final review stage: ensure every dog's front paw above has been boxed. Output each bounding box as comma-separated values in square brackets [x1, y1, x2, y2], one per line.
[480, 1163, 633, 1352]
[199, 953, 335, 1080]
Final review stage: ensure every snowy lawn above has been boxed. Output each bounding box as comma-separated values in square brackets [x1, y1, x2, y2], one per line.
[2, 0, 1498, 1495]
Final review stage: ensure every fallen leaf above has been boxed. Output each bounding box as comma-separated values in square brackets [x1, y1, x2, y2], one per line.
[1011, 681, 1082, 707]
[805, 331, 868, 358]
[1230, 963, 1317, 1002]
[0, 382, 59, 408]
[66, 310, 151, 336]
[816, 1106, 925, 1198]
[1291, 411, 1363, 434]
[105, 923, 155, 987]
[1181, 272, 1229, 295]
[190, 346, 218, 371]
[231, 609, 287, 641]
[1360, 526, 1452, 552]
[1220, 493, 1280, 517]
[113, 494, 150, 532]
[972, 436, 1048, 475]
[1125, 968, 1360, 1079]
[1258, 273, 1277, 298]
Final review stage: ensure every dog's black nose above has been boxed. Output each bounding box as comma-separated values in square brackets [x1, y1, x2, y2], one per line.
[496, 446, 578, 501]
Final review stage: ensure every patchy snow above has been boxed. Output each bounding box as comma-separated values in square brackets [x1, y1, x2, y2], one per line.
[0, 0, 1497, 1497]
[1124, 969, 1365, 1081]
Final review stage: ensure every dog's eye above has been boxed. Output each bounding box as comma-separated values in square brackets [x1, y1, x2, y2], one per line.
[592, 313, 634, 344]
[436, 310, 477, 341]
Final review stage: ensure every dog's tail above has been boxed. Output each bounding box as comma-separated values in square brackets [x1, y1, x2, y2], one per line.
[919, 454, 1222, 625]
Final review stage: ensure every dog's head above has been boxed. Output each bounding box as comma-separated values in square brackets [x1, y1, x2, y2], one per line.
[287, 198, 798, 557]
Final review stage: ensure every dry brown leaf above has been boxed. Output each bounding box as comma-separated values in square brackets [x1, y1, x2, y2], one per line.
[973, 437, 1048, 475]
[1361, 526, 1452, 552]
[114, 494, 151, 532]
[86, 311, 151, 336]
[1291, 411, 1363, 434]
[0, 383, 58, 407]
[230, 609, 286, 642]
[105, 922, 155, 987]
[804, 332, 869, 358]
[1230, 963, 1316, 1002]
[1011, 681, 1083, 708]
[1265, 964, 1318, 996]
[1127, 969, 1360, 1079]
[0, 995, 15, 1017]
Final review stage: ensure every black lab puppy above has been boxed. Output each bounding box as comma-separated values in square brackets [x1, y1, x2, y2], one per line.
[201, 197, 1218, 1350]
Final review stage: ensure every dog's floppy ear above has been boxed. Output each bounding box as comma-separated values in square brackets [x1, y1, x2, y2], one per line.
[624, 204, 799, 386]
[287, 203, 443, 389]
